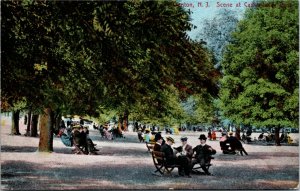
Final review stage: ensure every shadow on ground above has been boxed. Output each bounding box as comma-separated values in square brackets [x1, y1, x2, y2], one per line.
[1, 158, 298, 190]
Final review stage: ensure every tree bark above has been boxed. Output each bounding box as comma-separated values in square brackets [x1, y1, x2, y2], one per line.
[38, 108, 54, 152]
[31, 114, 39, 137]
[53, 113, 62, 135]
[11, 110, 21, 135]
[274, 126, 281, 146]
[25, 110, 32, 136]
[235, 126, 241, 140]
[118, 114, 123, 133]
[123, 110, 128, 131]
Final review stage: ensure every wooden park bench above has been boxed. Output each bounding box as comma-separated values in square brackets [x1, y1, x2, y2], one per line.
[191, 156, 214, 175]
[151, 151, 214, 176]
[146, 141, 155, 152]
[151, 151, 181, 175]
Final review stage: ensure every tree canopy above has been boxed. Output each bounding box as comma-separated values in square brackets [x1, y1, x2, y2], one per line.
[2, 0, 220, 151]
[218, 0, 299, 129]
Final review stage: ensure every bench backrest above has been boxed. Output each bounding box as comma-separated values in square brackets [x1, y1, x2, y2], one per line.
[146, 141, 155, 151]
[151, 151, 166, 165]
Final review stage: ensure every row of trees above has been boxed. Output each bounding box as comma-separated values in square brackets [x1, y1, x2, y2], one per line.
[2, 0, 219, 151]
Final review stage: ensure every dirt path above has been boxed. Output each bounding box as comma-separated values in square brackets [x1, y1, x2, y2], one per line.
[1, 116, 299, 190]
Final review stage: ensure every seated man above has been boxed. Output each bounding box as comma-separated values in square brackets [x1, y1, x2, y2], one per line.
[160, 136, 191, 177]
[152, 133, 165, 176]
[174, 136, 193, 162]
[153, 133, 165, 151]
[192, 134, 216, 175]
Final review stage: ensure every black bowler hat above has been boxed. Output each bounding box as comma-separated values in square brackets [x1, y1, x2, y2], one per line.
[180, 136, 188, 142]
[155, 133, 163, 141]
[198, 134, 207, 140]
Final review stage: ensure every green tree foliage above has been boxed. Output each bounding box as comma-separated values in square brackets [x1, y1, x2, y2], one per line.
[219, 0, 299, 144]
[2, 0, 219, 151]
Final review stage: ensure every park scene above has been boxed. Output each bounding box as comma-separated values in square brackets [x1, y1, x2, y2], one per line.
[1, 0, 299, 190]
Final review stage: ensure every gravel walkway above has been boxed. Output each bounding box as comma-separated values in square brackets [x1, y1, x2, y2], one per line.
[1, 116, 299, 190]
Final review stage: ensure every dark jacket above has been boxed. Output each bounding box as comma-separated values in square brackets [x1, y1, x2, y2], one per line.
[73, 130, 86, 146]
[184, 144, 193, 160]
[226, 136, 243, 150]
[160, 144, 176, 165]
[154, 142, 164, 152]
[193, 144, 216, 162]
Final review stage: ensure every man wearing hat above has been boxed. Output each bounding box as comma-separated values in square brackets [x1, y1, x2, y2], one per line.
[161, 136, 191, 177]
[153, 132, 165, 151]
[174, 136, 193, 161]
[192, 134, 216, 175]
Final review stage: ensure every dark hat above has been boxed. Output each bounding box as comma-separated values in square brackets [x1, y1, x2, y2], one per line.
[198, 134, 207, 140]
[166, 136, 175, 143]
[180, 136, 188, 142]
[155, 133, 163, 141]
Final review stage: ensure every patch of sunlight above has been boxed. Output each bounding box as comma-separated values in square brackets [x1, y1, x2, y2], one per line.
[1, 119, 6, 126]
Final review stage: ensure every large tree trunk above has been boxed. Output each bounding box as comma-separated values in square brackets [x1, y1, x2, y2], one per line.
[274, 126, 281, 146]
[123, 110, 128, 131]
[235, 126, 241, 140]
[11, 110, 21, 135]
[118, 114, 123, 134]
[53, 113, 62, 135]
[30, 114, 39, 137]
[38, 108, 54, 152]
[25, 110, 32, 136]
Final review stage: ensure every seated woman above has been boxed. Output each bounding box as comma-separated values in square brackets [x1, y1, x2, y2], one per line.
[144, 129, 151, 143]
[60, 128, 73, 147]
[226, 132, 248, 155]
[219, 132, 231, 154]
[103, 127, 113, 140]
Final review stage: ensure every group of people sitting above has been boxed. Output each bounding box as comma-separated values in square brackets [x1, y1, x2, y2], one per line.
[219, 131, 248, 156]
[137, 128, 154, 143]
[60, 126, 99, 155]
[98, 124, 125, 140]
[153, 133, 216, 177]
